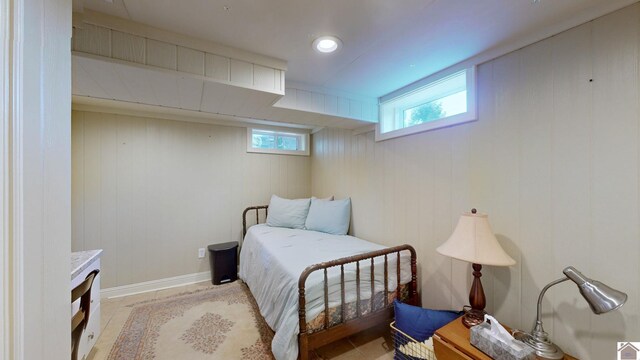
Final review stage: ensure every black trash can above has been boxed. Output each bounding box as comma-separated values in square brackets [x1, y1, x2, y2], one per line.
[208, 242, 238, 285]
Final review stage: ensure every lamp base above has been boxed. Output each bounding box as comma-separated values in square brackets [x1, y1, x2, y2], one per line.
[512, 330, 565, 360]
[463, 263, 487, 328]
[462, 307, 485, 328]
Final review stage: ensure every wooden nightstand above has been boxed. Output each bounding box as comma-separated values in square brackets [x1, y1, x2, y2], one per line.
[433, 317, 578, 360]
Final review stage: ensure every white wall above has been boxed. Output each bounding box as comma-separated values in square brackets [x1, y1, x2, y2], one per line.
[3, 0, 72, 359]
[71, 111, 311, 288]
[311, 5, 640, 359]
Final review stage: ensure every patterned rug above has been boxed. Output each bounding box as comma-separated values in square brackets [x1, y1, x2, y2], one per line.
[107, 281, 275, 360]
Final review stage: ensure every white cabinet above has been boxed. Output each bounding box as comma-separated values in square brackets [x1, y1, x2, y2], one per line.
[71, 250, 102, 360]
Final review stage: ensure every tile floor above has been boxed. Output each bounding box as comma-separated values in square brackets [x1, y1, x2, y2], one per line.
[88, 281, 395, 360]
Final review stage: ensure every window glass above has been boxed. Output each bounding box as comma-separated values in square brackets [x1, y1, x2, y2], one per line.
[252, 132, 276, 149]
[403, 90, 467, 127]
[247, 128, 309, 156]
[277, 134, 300, 150]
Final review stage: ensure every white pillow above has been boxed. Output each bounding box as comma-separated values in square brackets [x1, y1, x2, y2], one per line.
[266, 195, 311, 229]
[304, 197, 351, 235]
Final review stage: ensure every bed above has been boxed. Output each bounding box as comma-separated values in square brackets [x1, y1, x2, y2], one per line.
[239, 205, 419, 360]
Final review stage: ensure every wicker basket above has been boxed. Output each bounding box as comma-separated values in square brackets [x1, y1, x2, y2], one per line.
[390, 321, 437, 360]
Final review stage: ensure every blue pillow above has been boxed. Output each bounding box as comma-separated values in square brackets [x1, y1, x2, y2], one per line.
[304, 197, 351, 235]
[266, 195, 311, 229]
[394, 300, 461, 341]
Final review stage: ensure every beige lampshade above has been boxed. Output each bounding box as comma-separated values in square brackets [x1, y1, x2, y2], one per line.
[437, 211, 516, 266]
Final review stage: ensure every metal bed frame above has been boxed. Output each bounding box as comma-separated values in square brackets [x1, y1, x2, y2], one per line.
[242, 205, 419, 360]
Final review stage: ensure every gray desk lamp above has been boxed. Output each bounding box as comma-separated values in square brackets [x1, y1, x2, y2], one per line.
[513, 266, 627, 359]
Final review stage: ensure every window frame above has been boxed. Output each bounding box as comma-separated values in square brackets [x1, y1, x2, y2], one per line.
[376, 65, 477, 141]
[246, 127, 310, 156]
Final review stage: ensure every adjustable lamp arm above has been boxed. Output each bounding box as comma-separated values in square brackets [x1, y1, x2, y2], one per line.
[537, 277, 569, 323]
[532, 277, 569, 340]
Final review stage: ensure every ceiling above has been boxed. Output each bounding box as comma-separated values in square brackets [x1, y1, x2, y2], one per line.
[79, 0, 635, 99]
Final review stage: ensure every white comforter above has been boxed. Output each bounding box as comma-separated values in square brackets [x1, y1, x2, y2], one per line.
[238, 224, 412, 360]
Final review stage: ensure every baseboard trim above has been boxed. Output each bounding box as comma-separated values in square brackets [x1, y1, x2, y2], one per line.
[101, 271, 211, 299]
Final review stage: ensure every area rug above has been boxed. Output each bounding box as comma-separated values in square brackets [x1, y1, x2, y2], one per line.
[107, 281, 275, 360]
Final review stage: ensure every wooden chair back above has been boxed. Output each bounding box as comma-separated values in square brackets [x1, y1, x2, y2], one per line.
[71, 269, 99, 360]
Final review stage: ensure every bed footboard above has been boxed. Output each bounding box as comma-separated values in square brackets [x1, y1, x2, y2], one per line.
[297, 245, 418, 360]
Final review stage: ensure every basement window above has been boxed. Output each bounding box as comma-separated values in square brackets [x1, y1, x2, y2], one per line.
[376, 66, 477, 141]
[247, 128, 310, 156]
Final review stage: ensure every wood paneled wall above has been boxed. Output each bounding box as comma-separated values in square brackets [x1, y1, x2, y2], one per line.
[14, 0, 72, 357]
[311, 5, 640, 359]
[72, 111, 311, 288]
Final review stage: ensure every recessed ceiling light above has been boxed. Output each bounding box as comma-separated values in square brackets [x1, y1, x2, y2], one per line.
[312, 36, 342, 54]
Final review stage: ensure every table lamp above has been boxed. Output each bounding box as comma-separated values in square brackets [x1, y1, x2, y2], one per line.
[513, 266, 627, 359]
[436, 209, 516, 327]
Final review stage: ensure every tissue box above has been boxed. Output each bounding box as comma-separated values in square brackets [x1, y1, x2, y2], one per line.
[470, 322, 536, 360]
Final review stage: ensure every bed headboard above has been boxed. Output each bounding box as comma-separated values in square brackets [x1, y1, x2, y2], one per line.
[242, 205, 269, 237]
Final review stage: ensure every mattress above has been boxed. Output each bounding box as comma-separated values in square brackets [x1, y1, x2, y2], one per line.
[238, 224, 412, 360]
